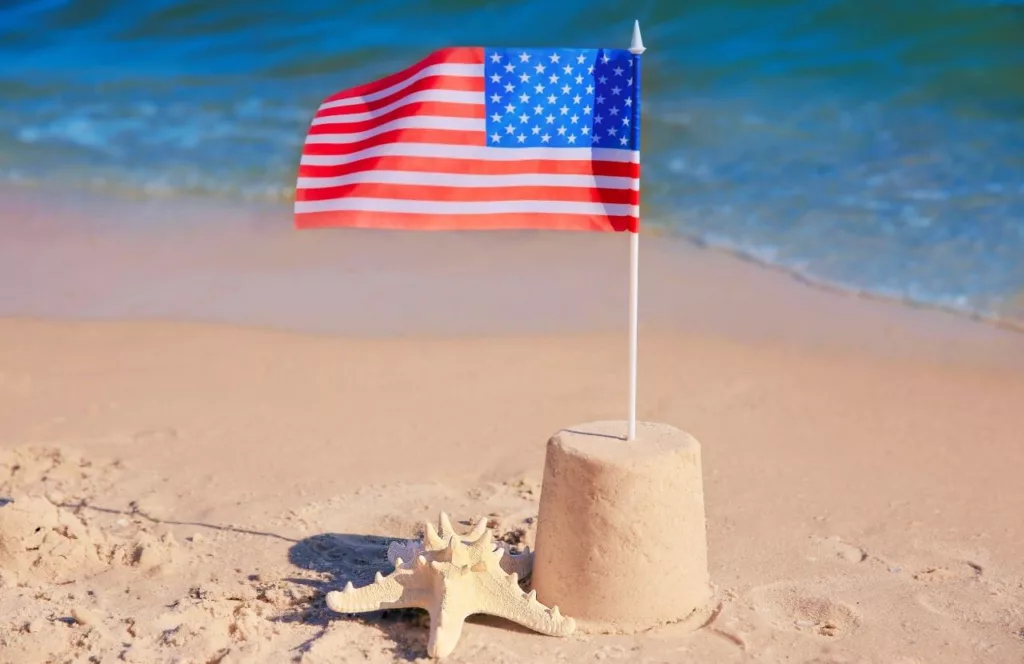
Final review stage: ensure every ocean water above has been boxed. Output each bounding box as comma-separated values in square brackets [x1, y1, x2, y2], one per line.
[1, 0, 1023, 324]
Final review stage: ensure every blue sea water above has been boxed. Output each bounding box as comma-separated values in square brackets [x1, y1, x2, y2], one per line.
[1, 0, 1022, 324]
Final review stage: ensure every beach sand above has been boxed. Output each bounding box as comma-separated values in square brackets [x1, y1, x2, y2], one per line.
[1, 188, 1023, 663]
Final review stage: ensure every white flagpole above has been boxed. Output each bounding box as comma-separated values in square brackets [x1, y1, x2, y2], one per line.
[627, 20, 644, 442]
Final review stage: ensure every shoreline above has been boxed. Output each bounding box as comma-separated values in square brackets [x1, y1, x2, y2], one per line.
[3, 182, 1022, 343]
[2, 184, 1023, 374]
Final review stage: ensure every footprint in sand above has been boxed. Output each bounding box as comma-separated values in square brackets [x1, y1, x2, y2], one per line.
[911, 561, 983, 584]
[814, 536, 868, 564]
[748, 583, 861, 639]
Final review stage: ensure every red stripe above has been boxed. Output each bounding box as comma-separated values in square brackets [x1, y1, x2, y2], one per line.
[323, 47, 483, 104]
[297, 156, 639, 179]
[295, 183, 639, 205]
[301, 129, 485, 155]
[317, 76, 484, 117]
[309, 102, 484, 135]
[294, 209, 637, 233]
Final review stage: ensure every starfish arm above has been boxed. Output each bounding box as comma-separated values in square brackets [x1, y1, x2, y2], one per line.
[325, 573, 427, 614]
[473, 574, 576, 637]
[427, 606, 470, 659]
[465, 517, 489, 540]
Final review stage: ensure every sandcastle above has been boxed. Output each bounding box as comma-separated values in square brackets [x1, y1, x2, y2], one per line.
[325, 512, 576, 659]
[531, 420, 711, 632]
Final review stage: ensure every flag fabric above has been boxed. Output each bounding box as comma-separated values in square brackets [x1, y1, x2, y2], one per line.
[294, 46, 641, 233]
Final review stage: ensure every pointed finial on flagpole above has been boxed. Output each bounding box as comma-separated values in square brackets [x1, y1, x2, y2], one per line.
[629, 20, 645, 55]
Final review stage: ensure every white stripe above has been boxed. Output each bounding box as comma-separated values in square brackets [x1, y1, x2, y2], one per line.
[313, 90, 480, 125]
[304, 117, 483, 144]
[298, 170, 637, 191]
[301, 143, 640, 165]
[321, 63, 483, 110]
[295, 198, 639, 217]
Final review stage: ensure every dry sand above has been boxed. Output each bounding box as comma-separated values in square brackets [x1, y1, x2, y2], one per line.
[2, 189, 1024, 663]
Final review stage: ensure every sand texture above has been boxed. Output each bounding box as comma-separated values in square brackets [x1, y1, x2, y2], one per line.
[1, 316, 1023, 663]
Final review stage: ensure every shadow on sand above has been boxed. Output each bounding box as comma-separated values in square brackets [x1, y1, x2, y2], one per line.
[285, 531, 431, 660]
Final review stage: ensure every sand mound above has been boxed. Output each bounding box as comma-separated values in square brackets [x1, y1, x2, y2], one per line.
[0, 494, 178, 585]
[0, 495, 108, 583]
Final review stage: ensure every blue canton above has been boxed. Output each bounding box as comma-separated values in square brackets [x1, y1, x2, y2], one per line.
[483, 47, 639, 150]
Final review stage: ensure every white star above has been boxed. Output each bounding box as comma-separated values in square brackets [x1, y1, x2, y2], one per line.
[593, 133, 601, 143]
[534, 63, 546, 74]
[545, 114, 555, 124]
[596, 95, 605, 105]
[519, 92, 530, 103]
[548, 73, 559, 84]
[611, 85, 621, 96]
[490, 112, 502, 122]
[587, 65, 594, 74]
[549, 53, 561, 63]
[562, 64, 572, 75]
[490, 53, 502, 63]
[567, 133, 577, 144]
[547, 94, 557, 104]
[585, 84, 594, 94]
[534, 83, 544, 94]
[576, 53, 586, 64]
[490, 93, 501, 103]
[572, 94, 581, 104]
[601, 53, 610, 64]
[505, 124, 516, 135]
[627, 77, 633, 85]
[505, 103, 515, 113]
[519, 72, 530, 83]
[622, 117, 630, 126]
[519, 52, 530, 63]
[504, 62, 515, 73]
[583, 104, 592, 115]
[519, 113, 529, 123]
[517, 133, 527, 143]
[599, 76, 608, 84]
[533, 104, 543, 115]
[489, 73, 501, 83]
[504, 83, 514, 93]
[490, 132, 501, 142]
[557, 125, 567, 136]
[541, 133, 551, 143]
[595, 114, 603, 124]
[581, 126, 590, 135]
[559, 105, 569, 115]
[613, 66, 624, 76]
[531, 125, 541, 135]
[575, 74, 583, 85]
[608, 127, 617, 136]
[609, 106, 619, 116]
[561, 84, 570, 94]
[624, 98, 632, 107]
[570, 113, 579, 124]
[620, 136, 628, 146]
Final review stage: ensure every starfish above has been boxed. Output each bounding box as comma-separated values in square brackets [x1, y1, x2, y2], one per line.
[325, 513, 576, 659]
[386, 512, 533, 580]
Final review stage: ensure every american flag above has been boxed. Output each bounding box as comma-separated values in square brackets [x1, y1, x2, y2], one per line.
[294, 46, 641, 232]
